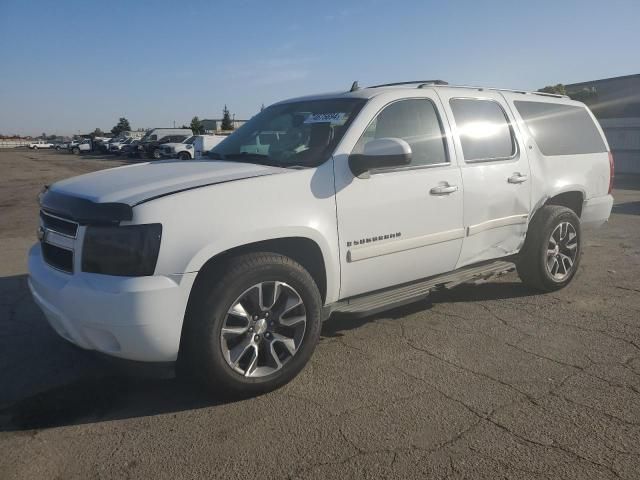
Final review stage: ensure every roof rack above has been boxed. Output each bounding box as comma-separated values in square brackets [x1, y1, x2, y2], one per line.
[428, 83, 570, 98]
[368, 80, 449, 88]
[364, 80, 569, 98]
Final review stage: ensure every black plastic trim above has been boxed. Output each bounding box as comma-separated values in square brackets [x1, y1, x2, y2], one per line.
[40, 189, 133, 225]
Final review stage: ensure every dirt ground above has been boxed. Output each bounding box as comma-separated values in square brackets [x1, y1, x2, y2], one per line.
[1, 148, 639, 479]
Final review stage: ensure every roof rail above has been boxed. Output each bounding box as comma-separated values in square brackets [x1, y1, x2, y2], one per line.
[430, 83, 570, 98]
[531, 91, 567, 99]
[368, 80, 448, 88]
[364, 81, 569, 98]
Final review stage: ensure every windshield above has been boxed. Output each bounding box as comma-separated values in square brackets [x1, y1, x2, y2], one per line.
[210, 98, 366, 168]
[184, 136, 196, 144]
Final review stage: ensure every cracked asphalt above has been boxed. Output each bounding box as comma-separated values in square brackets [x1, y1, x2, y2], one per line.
[1, 149, 639, 479]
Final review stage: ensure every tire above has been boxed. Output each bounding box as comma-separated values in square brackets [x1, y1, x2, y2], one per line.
[152, 148, 162, 159]
[517, 205, 581, 292]
[182, 252, 322, 397]
[178, 151, 191, 160]
[33, 146, 38, 150]
[72, 147, 80, 155]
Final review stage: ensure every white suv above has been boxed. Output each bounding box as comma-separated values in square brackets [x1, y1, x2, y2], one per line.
[29, 80, 614, 396]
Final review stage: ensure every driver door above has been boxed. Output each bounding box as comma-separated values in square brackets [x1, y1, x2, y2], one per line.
[333, 91, 464, 299]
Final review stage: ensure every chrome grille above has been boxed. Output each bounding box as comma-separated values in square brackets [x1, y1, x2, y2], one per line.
[40, 210, 78, 273]
[40, 211, 78, 237]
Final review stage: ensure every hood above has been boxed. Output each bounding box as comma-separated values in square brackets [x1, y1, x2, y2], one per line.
[49, 160, 288, 206]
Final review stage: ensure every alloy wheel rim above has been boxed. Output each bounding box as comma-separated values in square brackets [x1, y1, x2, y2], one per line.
[220, 281, 307, 378]
[546, 221, 578, 281]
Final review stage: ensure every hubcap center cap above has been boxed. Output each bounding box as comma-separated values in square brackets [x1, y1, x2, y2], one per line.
[254, 318, 268, 335]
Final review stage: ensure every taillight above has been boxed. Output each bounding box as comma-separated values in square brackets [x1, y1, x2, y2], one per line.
[608, 151, 614, 194]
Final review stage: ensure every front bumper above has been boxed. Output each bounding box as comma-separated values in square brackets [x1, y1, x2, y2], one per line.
[582, 194, 614, 229]
[28, 244, 197, 362]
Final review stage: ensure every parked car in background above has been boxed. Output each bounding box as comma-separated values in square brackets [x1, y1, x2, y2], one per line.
[109, 137, 133, 153]
[71, 139, 93, 155]
[139, 133, 192, 159]
[135, 128, 193, 158]
[121, 139, 140, 158]
[67, 139, 82, 152]
[29, 81, 613, 396]
[54, 142, 69, 150]
[160, 134, 226, 160]
[28, 141, 54, 149]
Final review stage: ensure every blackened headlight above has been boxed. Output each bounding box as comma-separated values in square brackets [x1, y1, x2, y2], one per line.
[82, 224, 162, 276]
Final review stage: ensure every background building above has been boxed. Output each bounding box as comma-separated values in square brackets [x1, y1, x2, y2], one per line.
[566, 74, 640, 174]
[201, 119, 247, 134]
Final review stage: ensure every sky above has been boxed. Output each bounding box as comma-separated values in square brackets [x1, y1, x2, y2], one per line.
[1, 0, 639, 136]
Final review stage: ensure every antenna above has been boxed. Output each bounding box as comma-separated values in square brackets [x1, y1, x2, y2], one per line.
[350, 81, 360, 92]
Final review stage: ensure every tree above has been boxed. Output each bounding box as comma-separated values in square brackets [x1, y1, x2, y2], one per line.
[111, 117, 131, 136]
[221, 105, 234, 131]
[568, 87, 598, 104]
[538, 84, 567, 96]
[260, 103, 265, 112]
[190, 116, 204, 135]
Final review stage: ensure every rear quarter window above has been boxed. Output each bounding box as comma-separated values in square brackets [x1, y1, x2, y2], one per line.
[514, 101, 607, 156]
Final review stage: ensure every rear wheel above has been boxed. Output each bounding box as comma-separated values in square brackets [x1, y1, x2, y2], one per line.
[182, 253, 322, 397]
[517, 205, 581, 292]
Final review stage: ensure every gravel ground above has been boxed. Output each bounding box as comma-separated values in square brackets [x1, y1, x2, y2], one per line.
[1, 148, 639, 479]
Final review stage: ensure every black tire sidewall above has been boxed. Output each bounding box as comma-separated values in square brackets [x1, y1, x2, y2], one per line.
[191, 256, 322, 395]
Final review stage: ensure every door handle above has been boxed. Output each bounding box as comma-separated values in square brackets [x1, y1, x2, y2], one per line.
[508, 173, 528, 184]
[430, 184, 458, 195]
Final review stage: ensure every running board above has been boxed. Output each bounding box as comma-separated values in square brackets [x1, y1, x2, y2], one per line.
[328, 260, 515, 315]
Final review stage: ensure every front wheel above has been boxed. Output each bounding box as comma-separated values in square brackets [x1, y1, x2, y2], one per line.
[178, 151, 191, 160]
[33, 146, 38, 150]
[152, 148, 162, 159]
[181, 253, 322, 397]
[72, 147, 80, 155]
[517, 205, 581, 292]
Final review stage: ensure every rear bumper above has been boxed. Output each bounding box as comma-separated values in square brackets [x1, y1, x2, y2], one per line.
[582, 194, 613, 229]
[28, 244, 197, 362]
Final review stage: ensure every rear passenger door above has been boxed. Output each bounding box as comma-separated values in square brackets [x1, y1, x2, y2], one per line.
[436, 91, 532, 267]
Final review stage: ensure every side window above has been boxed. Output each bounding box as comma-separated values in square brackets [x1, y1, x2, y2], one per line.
[514, 101, 607, 156]
[353, 99, 448, 167]
[450, 98, 516, 162]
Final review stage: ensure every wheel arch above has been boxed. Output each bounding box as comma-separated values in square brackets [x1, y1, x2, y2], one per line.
[187, 236, 328, 304]
[178, 236, 329, 363]
[545, 190, 584, 218]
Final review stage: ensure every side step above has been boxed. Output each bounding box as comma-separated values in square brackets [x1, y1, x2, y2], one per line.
[329, 260, 515, 315]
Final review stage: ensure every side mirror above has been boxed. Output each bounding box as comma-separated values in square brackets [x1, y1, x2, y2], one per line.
[348, 138, 412, 178]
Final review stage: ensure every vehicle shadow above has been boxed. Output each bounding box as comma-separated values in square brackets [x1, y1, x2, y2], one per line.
[321, 280, 537, 338]
[1, 275, 535, 432]
[0, 274, 231, 432]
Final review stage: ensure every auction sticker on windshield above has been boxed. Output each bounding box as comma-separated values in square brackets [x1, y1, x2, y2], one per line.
[304, 112, 347, 125]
